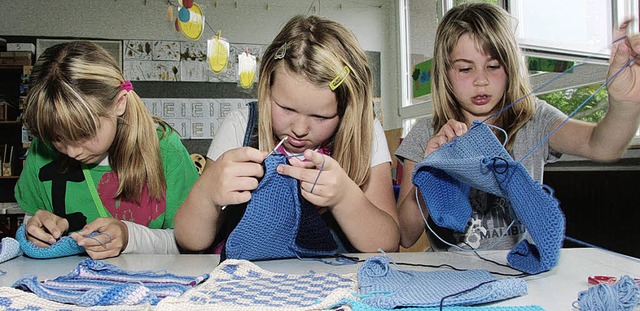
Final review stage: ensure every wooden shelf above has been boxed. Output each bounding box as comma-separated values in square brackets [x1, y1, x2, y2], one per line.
[0, 176, 18, 179]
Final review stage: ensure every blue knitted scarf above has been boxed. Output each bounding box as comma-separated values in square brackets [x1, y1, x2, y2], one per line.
[357, 256, 528, 308]
[12, 259, 208, 307]
[225, 154, 338, 261]
[412, 121, 565, 274]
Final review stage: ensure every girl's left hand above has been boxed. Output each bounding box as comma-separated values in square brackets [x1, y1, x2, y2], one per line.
[70, 218, 128, 260]
[608, 18, 640, 106]
[277, 149, 355, 209]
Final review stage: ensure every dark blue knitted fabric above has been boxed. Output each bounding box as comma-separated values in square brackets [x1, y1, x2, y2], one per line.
[358, 256, 528, 308]
[15, 224, 86, 259]
[412, 121, 565, 274]
[225, 154, 337, 260]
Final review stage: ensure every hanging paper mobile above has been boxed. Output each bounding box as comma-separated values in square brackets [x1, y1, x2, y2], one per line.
[177, 2, 205, 41]
[238, 50, 257, 89]
[207, 32, 229, 73]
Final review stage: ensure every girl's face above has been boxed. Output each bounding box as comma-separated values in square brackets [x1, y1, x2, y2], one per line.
[448, 33, 507, 124]
[51, 116, 118, 164]
[51, 94, 126, 164]
[270, 65, 341, 154]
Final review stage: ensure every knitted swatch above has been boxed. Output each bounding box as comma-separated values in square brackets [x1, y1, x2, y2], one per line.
[412, 121, 565, 274]
[342, 299, 545, 311]
[358, 256, 527, 309]
[0, 237, 22, 264]
[0, 286, 153, 311]
[225, 154, 337, 261]
[12, 259, 208, 307]
[15, 224, 86, 259]
[156, 258, 357, 310]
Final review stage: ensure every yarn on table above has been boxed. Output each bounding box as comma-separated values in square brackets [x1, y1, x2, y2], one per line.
[0, 237, 22, 264]
[156, 258, 357, 310]
[12, 259, 208, 307]
[357, 256, 528, 308]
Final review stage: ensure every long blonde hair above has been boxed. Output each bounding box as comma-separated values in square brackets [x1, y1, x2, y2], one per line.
[24, 41, 168, 202]
[432, 3, 535, 151]
[257, 15, 374, 185]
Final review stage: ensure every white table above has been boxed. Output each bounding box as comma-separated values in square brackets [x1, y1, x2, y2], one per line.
[0, 248, 638, 310]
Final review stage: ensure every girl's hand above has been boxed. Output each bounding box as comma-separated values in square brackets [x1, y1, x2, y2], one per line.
[25, 209, 69, 247]
[424, 119, 467, 157]
[204, 147, 268, 207]
[70, 218, 128, 260]
[608, 18, 640, 106]
[277, 149, 355, 208]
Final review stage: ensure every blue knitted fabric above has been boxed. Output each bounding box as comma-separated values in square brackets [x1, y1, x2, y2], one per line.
[156, 258, 357, 310]
[225, 154, 337, 261]
[343, 299, 545, 311]
[0, 287, 152, 311]
[0, 237, 22, 264]
[15, 224, 86, 259]
[358, 256, 528, 308]
[12, 259, 208, 307]
[412, 121, 565, 274]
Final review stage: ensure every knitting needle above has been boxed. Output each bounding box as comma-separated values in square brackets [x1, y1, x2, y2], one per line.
[269, 136, 288, 156]
[221, 137, 288, 212]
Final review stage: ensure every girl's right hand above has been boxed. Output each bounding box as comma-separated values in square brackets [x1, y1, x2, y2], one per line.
[424, 119, 468, 157]
[204, 147, 268, 207]
[24, 209, 69, 247]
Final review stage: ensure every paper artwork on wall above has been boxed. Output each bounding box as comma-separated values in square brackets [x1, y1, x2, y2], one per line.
[124, 40, 266, 83]
[412, 59, 432, 98]
[143, 98, 255, 139]
[238, 51, 256, 89]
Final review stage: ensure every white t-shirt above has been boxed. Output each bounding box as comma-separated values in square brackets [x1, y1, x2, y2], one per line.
[207, 106, 392, 167]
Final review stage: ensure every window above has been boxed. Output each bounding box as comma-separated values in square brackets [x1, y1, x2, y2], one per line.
[398, 0, 639, 145]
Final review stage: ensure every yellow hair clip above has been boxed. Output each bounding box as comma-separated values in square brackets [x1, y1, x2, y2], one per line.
[329, 66, 350, 91]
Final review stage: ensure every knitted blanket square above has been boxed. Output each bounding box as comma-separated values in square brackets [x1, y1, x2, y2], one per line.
[0, 237, 22, 264]
[412, 121, 565, 274]
[225, 154, 338, 261]
[357, 256, 528, 309]
[11, 259, 208, 307]
[155, 258, 357, 310]
[15, 224, 86, 259]
[343, 298, 545, 311]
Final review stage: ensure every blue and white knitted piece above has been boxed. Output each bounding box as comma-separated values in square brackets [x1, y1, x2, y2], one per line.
[15, 224, 86, 259]
[0, 237, 22, 264]
[0, 286, 153, 311]
[225, 154, 337, 261]
[357, 256, 527, 309]
[342, 299, 545, 311]
[156, 259, 357, 310]
[12, 259, 208, 307]
[412, 121, 565, 274]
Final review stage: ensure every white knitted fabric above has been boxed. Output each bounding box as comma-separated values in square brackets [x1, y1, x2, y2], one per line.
[156, 259, 357, 311]
[0, 286, 153, 310]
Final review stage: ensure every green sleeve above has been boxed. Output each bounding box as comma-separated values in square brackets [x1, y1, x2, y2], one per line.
[14, 138, 57, 215]
[159, 129, 199, 228]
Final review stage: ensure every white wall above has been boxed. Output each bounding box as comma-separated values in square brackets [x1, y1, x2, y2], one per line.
[0, 0, 403, 129]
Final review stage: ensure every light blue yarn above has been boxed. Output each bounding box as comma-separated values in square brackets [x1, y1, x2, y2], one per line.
[357, 256, 528, 308]
[15, 224, 86, 259]
[0, 237, 22, 264]
[574, 275, 640, 311]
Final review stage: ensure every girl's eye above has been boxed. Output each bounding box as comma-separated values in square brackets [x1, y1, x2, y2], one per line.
[458, 67, 471, 73]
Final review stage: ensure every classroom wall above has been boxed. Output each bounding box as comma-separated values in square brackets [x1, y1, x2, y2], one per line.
[0, 0, 403, 131]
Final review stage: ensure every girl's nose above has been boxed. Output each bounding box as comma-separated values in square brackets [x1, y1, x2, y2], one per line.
[290, 115, 309, 137]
